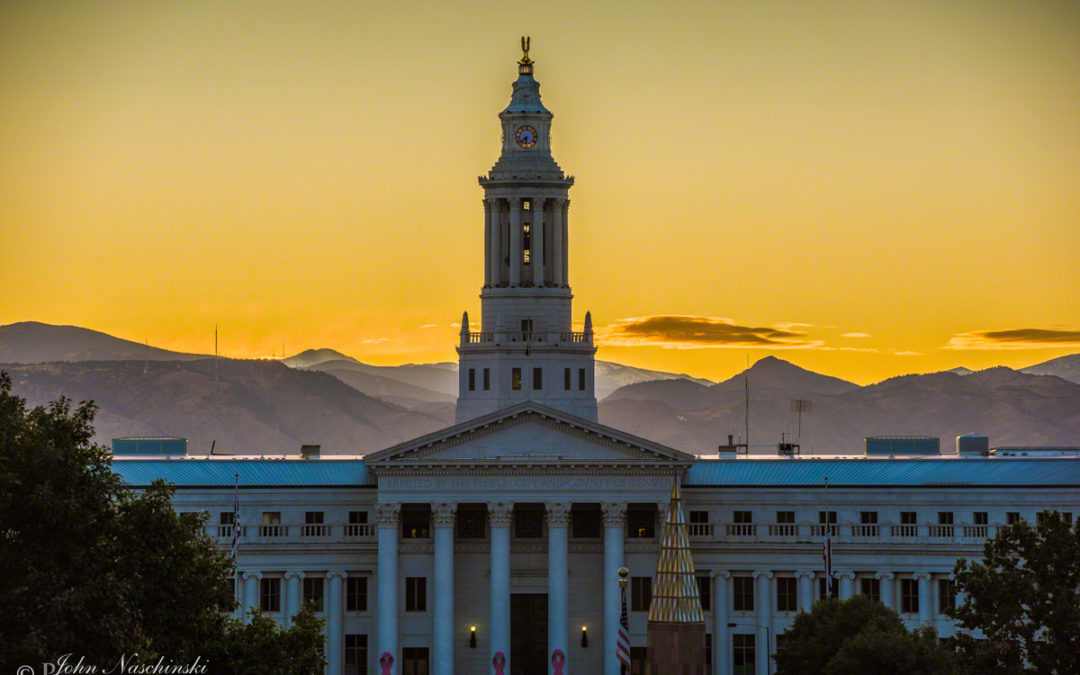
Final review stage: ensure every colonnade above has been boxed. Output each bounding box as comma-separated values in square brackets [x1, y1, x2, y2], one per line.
[374, 500, 626, 675]
[484, 197, 570, 288]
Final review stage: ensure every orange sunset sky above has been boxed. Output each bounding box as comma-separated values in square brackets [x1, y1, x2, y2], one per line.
[1, 1, 1078, 384]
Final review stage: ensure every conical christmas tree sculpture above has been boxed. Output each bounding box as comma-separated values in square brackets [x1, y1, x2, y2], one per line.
[644, 476, 707, 674]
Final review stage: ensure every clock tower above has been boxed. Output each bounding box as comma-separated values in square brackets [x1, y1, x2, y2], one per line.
[456, 38, 597, 422]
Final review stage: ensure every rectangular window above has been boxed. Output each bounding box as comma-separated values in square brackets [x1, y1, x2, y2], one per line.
[938, 579, 956, 613]
[456, 504, 487, 539]
[1007, 512, 1021, 525]
[861, 511, 878, 524]
[938, 512, 954, 525]
[627, 504, 657, 539]
[262, 511, 281, 524]
[346, 577, 368, 612]
[705, 634, 712, 668]
[630, 648, 647, 675]
[260, 577, 281, 612]
[344, 634, 368, 675]
[631, 576, 652, 612]
[514, 504, 544, 539]
[564, 367, 571, 390]
[405, 577, 427, 612]
[532, 367, 542, 390]
[512, 367, 522, 391]
[734, 510, 752, 523]
[303, 576, 324, 612]
[733, 576, 754, 612]
[901, 578, 919, 614]
[729, 510, 754, 536]
[522, 223, 531, 264]
[777, 577, 798, 612]
[819, 510, 838, 535]
[571, 504, 602, 539]
[697, 575, 711, 611]
[347, 510, 369, 537]
[578, 368, 585, 391]
[690, 510, 709, 524]
[303, 511, 325, 536]
[777, 511, 795, 523]
[402, 647, 429, 675]
[468, 368, 475, 391]
[401, 506, 431, 539]
[901, 511, 917, 525]
[974, 511, 988, 525]
[819, 577, 839, 600]
[733, 634, 756, 675]
[483, 368, 490, 390]
[220, 511, 235, 525]
[861, 578, 881, 603]
[1036, 512, 1049, 527]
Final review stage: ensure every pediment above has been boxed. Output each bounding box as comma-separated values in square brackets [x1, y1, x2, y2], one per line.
[365, 402, 693, 468]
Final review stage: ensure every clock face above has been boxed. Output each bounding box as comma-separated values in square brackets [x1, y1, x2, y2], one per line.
[515, 125, 538, 149]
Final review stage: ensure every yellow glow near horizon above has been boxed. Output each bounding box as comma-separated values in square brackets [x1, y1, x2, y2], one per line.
[1, 1, 1078, 385]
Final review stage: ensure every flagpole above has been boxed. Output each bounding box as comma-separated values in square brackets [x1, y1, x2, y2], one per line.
[232, 471, 240, 614]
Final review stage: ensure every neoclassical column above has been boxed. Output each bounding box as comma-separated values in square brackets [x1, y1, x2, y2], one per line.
[489, 502, 513, 674]
[432, 503, 457, 675]
[711, 570, 731, 675]
[241, 571, 261, 621]
[483, 199, 493, 286]
[327, 571, 347, 675]
[546, 502, 571, 675]
[916, 573, 932, 624]
[509, 200, 522, 285]
[754, 571, 773, 675]
[602, 502, 627, 675]
[876, 572, 895, 609]
[796, 571, 815, 612]
[838, 572, 855, 601]
[490, 199, 503, 286]
[532, 198, 545, 286]
[561, 200, 570, 286]
[284, 571, 304, 626]
[376, 503, 401, 674]
[551, 198, 563, 286]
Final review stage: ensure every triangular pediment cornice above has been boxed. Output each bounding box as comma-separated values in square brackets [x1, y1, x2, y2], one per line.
[364, 401, 694, 469]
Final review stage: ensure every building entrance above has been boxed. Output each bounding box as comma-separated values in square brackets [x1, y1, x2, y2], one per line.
[510, 593, 548, 675]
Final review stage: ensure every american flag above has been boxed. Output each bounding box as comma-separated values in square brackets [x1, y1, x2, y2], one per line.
[230, 472, 240, 561]
[822, 529, 833, 595]
[617, 583, 631, 670]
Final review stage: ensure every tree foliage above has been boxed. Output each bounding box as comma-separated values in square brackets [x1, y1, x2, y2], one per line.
[774, 594, 957, 675]
[0, 372, 325, 673]
[951, 511, 1080, 674]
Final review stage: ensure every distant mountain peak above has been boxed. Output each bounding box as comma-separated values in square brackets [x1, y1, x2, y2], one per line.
[282, 348, 358, 369]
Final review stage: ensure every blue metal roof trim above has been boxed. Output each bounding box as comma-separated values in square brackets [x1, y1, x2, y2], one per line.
[111, 459, 371, 488]
[685, 459, 1080, 487]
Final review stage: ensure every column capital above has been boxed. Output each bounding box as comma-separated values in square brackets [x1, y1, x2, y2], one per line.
[545, 502, 572, 526]
[488, 501, 513, 527]
[752, 570, 775, 580]
[601, 502, 626, 527]
[375, 502, 401, 528]
[241, 571, 263, 581]
[947, 572, 956, 582]
[432, 502, 457, 527]
[283, 571, 305, 580]
[795, 570, 816, 580]
[710, 570, 731, 580]
[837, 571, 856, 581]
[326, 570, 349, 581]
[913, 572, 932, 582]
[875, 571, 895, 581]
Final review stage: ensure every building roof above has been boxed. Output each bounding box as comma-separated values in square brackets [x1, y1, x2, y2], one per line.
[110, 459, 372, 488]
[684, 458, 1080, 488]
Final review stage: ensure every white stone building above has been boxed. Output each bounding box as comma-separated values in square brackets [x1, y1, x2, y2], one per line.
[112, 46, 1080, 675]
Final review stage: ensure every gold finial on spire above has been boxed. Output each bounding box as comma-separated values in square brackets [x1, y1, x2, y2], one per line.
[518, 36, 534, 74]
